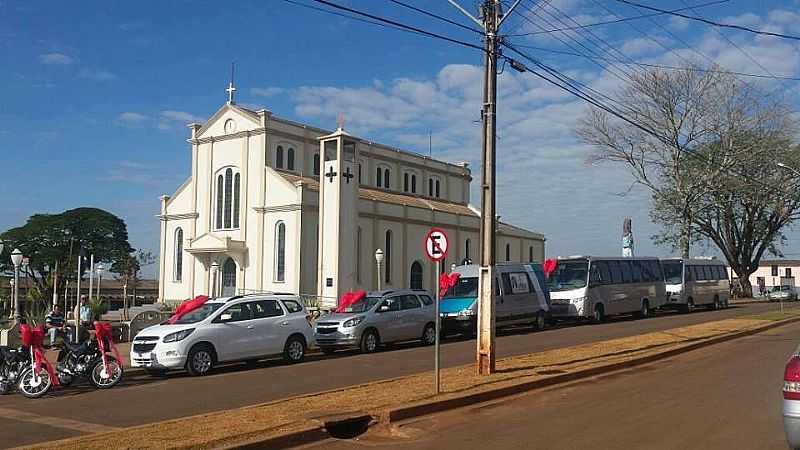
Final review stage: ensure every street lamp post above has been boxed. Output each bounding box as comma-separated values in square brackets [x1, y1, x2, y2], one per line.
[11, 249, 23, 323]
[96, 263, 104, 303]
[7, 279, 13, 320]
[375, 249, 384, 291]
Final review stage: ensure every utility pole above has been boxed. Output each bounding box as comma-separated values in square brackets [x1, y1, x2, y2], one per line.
[449, 0, 521, 375]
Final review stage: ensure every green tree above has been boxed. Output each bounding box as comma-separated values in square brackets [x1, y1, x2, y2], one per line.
[0, 208, 135, 306]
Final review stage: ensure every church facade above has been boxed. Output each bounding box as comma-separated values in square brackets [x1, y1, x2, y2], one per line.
[157, 93, 545, 307]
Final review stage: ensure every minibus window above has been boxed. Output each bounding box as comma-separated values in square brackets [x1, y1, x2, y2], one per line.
[548, 260, 589, 291]
[663, 262, 683, 284]
[609, 261, 623, 284]
[631, 261, 643, 283]
[620, 261, 633, 283]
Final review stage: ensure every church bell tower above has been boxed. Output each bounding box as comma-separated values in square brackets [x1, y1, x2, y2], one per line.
[317, 118, 359, 307]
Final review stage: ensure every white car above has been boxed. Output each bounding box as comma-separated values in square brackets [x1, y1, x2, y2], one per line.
[130, 294, 314, 376]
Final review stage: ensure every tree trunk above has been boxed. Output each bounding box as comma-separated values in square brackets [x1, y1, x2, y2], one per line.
[680, 216, 691, 259]
[739, 276, 753, 298]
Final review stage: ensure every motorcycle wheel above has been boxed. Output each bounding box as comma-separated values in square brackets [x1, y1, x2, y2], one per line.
[89, 357, 123, 389]
[18, 368, 53, 399]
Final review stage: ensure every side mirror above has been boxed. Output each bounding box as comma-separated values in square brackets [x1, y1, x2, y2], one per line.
[219, 313, 233, 322]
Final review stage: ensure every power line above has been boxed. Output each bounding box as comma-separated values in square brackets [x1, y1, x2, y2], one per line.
[507, 0, 729, 37]
[387, 0, 482, 35]
[509, 43, 800, 81]
[614, 0, 800, 41]
[284, 0, 486, 53]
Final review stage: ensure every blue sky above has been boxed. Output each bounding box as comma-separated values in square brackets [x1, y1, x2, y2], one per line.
[2, 0, 800, 278]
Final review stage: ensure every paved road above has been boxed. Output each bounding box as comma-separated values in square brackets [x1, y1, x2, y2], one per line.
[0, 302, 790, 448]
[312, 316, 800, 450]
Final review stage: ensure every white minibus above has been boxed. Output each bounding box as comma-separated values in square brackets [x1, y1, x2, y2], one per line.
[661, 258, 730, 312]
[548, 256, 667, 322]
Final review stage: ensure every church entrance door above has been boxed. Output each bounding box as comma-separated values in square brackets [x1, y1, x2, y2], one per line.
[222, 257, 237, 297]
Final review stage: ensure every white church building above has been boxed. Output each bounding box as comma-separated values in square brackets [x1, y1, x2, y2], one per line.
[157, 85, 545, 306]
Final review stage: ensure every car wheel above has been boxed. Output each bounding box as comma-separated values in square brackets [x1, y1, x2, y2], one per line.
[534, 311, 547, 330]
[283, 336, 306, 364]
[711, 296, 720, 310]
[682, 299, 695, 314]
[360, 329, 380, 353]
[637, 300, 650, 319]
[421, 323, 436, 346]
[592, 304, 605, 323]
[723, 297, 729, 308]
[186, 344, 215, 376]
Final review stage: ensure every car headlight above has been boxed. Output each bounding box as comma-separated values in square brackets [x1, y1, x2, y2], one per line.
[457, 309, 476, 317]
[572, 296, 588, 304]
[163, 328, 195, 343]
[343, 316, 365, 328]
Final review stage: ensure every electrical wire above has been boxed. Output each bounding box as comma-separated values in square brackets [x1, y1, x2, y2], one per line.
[613, 0, 800, 41]
[506, 0, 729, 37]
[387, 0, 483, 35]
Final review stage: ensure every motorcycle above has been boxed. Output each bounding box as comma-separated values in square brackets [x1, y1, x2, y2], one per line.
[16, 325, 59, 399]
[0, 345, 37, 395]
[55, 326, 123, 389]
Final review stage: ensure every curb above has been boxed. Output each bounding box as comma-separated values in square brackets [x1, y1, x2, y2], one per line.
[386, 315, 800, 423]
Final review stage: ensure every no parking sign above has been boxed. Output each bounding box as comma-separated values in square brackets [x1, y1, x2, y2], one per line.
[424, 228, 449, 262]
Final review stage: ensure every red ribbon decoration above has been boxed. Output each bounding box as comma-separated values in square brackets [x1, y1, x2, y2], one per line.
[543, 258, 558, 279]
[168, 295, 210, 324]
[19, 324, 59, 387]
[439, 272, 461, 298]
[335, 290, 367, 313]
[94, 322, 124, 376]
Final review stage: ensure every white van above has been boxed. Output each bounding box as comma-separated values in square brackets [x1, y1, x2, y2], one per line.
[661, 258, 730, 312]
[549, 256, 667, 322]
[439, 263, 551, 335]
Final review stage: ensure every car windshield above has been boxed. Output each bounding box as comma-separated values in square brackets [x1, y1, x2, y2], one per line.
[172, 303, 223, 324]
[549, 260, 589, 292]
[339, 296, 382, 313]
[771, 286, 790, 293]
[444, 277, 478, 298]
[663, 262, 683, 284]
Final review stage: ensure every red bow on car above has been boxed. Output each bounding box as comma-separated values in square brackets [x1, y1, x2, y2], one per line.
[439, 272, 461, 298]
[336, 290, 367, 313]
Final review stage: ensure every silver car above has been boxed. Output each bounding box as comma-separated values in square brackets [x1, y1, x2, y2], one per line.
[784, 350, 800, 449]
[314, 289, 437, 354]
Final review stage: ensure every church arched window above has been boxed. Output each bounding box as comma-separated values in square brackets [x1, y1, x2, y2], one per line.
[224, 168, 233, 229]
[529, 246, 534, 262]
[215, 167, 241, 230]
[429, 178, 434, 197]
[233, 173, 241, 228]
[216, 174, 224, 229]
[435, 179, 441, 198]
[275, 221, 286, 282]
[276, 146, 284, 169]
[174, 228, 183, 282]
[383, 169, 390, 190]
[287, 148, 295, 171]
[404, 173, 409, 192]
[410, 261, 423, 290]
[385, 230, 392, 284]
[411, 174, 417, 194]
[465, 238, 471, 261]
[376, 167, 382, 188]
[505, 243, 511, 262]
[313, 153, 320, 176]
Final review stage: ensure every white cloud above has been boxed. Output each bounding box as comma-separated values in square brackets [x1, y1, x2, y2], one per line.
[40, 52, 73, 65]
[251, 87, 284, 98]
[157, 110, 204, 130]
[78, 68, 117, 81]
[117, 112, 149, 123]
[620, 37, 664, 57]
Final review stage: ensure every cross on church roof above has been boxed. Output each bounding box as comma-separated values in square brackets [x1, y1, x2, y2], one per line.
[325, 166, 338, 183]
[226, 62, 237, 104]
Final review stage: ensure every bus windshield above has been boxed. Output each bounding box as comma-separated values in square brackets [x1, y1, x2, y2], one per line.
[549, 260, 588, 292]
[444, 277, 479, 298]
[662, 262, 683, 284]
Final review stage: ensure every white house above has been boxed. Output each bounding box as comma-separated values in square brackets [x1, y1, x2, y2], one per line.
[157, 85, 546, 306]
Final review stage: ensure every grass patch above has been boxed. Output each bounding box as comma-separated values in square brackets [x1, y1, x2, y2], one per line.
[745, 306, 800, 321]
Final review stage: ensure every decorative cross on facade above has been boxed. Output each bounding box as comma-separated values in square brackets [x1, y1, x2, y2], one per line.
[337, 112, 345, 130]
[325, 166, 338, 183]
[342, 166, 354, 184]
